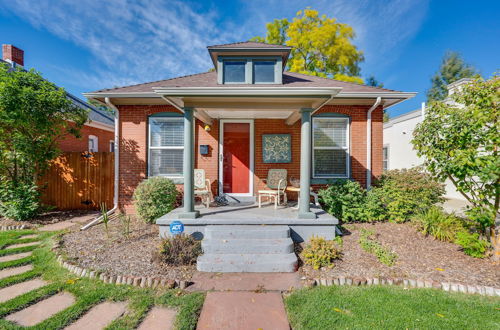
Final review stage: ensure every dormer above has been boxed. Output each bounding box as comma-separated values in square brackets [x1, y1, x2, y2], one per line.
[207, 41, 292, 85]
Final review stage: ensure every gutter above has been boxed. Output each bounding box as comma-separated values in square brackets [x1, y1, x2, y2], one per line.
[81, 97, 120, 230]
[366, 97, 382, 189]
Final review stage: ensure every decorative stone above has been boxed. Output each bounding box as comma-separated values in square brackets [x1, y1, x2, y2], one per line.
[380, 278, 387, 285]
[403, 279, 409, 287]
[424, 280, 433, 288]
[366, 278, 373, 285]
[166, 279, 176, 289]
[394, 278, 403, 285]
[339, 277, 346, 285]
[484, 286, 495, 296]
[467, 285, 477, 294]
[450, 283, 459, 292]
[80, 269, 88, 277]
[140, 277, 147, 288]
[346, 278, 353, 286]
[353, 278, 362, 286]
[146, 277, 153, 287]
[387, 278, 394, 285]
[333, 278, 340, 285]
[179, 280, 187, 289]
[99, 273, 105, 281]
[432, 281, 442, 289]
[116, 275, 122, 284]
[320, 278, 327, 286]
[304, 280, 315, 288]
[325, 279, 332, 286]
[133, 277, 141, 287]
[125, 277, 133, 285]
[408, 279, 417, 287]
[458, 284, 467, 293]
[495, 288, 500, 297]
[416, 279, 425, 288]
[89, 271, 95, 279]
[373, 278, 380, 285]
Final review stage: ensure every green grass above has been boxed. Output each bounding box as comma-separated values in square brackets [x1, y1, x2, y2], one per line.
[0, 230, 205, 329]
[285, 285, 500, 330]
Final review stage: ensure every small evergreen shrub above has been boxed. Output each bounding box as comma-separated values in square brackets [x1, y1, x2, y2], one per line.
[302, 236, 342, 270]
[358, 229, 397, 266]
[133, 177, 178, 223]
[455, 231, 490, 258]
[411, 207, 464, 242]
[0, 181, 41, 221]
[375, 168, 445, 223]
[156, 234, 202, 266]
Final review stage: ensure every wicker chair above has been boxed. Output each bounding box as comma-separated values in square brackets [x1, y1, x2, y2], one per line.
[258, 169, 288, 209]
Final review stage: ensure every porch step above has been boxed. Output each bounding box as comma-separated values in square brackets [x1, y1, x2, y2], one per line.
[197, 253, 298, 273]
[197, 225, 297, 273]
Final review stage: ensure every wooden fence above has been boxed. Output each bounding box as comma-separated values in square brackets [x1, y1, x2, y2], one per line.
[40, 152, 114, 210]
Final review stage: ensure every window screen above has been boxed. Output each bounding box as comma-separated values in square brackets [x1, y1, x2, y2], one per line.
[223, 61, 246, 83]
[313, 117, 349, 177]
[253, 61, 275, 83]
[148, 117, 184, 177]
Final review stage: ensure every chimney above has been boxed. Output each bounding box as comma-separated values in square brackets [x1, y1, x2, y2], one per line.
[2, 44, 24, 67]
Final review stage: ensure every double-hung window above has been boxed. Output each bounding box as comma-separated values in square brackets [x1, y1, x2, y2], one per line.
[148, 117, 184, 177]
[312, 117, 349, 178]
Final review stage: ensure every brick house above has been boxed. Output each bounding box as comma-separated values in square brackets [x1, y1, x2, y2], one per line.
[85, 41, 415, 219]
[2, 44, 115, 153]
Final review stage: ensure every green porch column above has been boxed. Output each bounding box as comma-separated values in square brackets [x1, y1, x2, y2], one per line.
[298, 108, 316, 219]
[178, 107, 199, 219]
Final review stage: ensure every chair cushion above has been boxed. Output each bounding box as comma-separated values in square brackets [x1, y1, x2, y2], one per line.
[258, 189, 282, 195]
[194, 190, 209, 194]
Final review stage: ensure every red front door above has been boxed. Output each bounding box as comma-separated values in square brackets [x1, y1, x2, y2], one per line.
[222, 122, 250, 194]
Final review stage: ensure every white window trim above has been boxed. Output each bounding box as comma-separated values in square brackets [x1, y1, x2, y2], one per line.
[88, 135, 98, 152]
[148, 117, 184, 179]
[109, 140, 115, 152]
[312, 117, 350, 179]
[383, 144, 390, 171]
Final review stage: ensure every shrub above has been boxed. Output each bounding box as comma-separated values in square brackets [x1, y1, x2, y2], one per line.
[375, 168, 445, 223]
[133, 177, 178, 223]
[156, 234, 202, 266]
[302, 236, 342, 270]
[411, 207, 464, 242]
[455, 231, 490, 258]
[0, 181, 41, 221]
[358, 228, 397, 266]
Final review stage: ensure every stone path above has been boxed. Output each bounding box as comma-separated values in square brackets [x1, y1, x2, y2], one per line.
[0, 264, 33, 279]
[5, 241, 39, 249]
[197, 292, 290, 330]
[65, 301, 128, 330]
[20, 234, 39, 239]
[39, 213, 97, 232]
[138, 307, 176, 330]
[188, 272, 302, 292]
[5, 292, 75, 326]
[0, 251, 32, 262]
[0, 278, 48, 303]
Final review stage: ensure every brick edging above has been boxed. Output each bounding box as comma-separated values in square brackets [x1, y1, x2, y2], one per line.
[52, 239, 189, 289]
[307, 276, 500, 297]
[0, 225, 29, 231]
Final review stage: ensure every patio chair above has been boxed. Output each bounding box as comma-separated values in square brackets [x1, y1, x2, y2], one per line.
[258, 169, 288, 209]
[194, 169, 212, 208]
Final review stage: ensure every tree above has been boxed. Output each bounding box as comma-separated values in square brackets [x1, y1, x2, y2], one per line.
[251, 8, 364, 84]
[0, 63, 87, 219]
[412, 75, 500, 257]
[366, 75, 384, 88]
[427, 51, 479, 102]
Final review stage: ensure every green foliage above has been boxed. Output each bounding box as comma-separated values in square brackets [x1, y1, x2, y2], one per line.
[251, 8, 364, 84]
[358, 229, 397, 266]
[133, 177, 178, 223]
[119, 213, 131, 239]
[318, 180, 367, 222]
[411, 207, 464, 242]
[100, 203, 110, 239]
[455, 231, 490, 258]
[413, 75, 499, 237]
[375, 168, 445, 223]
[427, 51, 479, 102]
[302, 236, 342, 270]
[366, 75, 384, 88]
[157, 234, 202, 266]
[0, 181, 40, 221]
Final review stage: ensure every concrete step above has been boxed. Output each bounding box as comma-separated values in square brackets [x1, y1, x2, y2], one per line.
[197, 253, 298, 273]
[205, 225, 290, 239]
[202, 238, 294, 254]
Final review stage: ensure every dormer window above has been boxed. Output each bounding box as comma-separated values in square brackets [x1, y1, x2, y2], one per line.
[219, 57, 282, 84]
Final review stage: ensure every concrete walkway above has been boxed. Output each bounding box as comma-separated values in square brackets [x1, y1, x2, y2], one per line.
[39, 213, 97, 231]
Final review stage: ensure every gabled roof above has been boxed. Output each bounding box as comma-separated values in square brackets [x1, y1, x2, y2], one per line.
[90, 71, 399, 94]
[207, 41, 291, 49]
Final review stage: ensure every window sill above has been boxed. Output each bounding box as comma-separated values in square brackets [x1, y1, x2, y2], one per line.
[146, 176, 184, 185]
[311, 177, 352, 185]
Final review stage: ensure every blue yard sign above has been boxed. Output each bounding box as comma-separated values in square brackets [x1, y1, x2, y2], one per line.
[170, 221, 184, 235]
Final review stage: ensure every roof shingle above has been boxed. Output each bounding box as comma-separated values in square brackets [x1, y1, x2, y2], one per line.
[207, 41, 291, 49]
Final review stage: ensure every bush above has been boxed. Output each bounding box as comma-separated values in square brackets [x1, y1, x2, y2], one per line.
[133, 177, 178, 223]
[375, 168, 445, 223]
[156, 234, 202, 266]
[455, 231, 490, 258]
[411, 207, 464, 242]
[358, 229, 397, 266]
[302, 236, 342, 270]
[0, 181, 41, 221]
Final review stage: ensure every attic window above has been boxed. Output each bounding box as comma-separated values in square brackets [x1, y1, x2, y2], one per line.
[220, 57, 280, 84]
[223, 61, 246, 83]
[253, 61, 275, 83]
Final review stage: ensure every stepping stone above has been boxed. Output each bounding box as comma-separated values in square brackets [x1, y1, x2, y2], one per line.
[0, 264, 33, 280]
[5, 292, 75, 326]
[65, 301, 127, 330]
[39, 221, 76, 232]
[0, 251, 33, 263]
[5, 241, 39, 249]
[138, 307, 176, 330]
[20, 234, 38, 239]
[0, 278, 48, 303]
[189, 272, 302, 292]
[197, 292, 289, 330]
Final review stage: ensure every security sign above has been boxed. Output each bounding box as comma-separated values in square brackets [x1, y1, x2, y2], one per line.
[169, 221, 184, 235]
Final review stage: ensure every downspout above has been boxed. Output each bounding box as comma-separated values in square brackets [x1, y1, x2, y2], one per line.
[81, 97, 120, 230]
[366, 97, 382, 189]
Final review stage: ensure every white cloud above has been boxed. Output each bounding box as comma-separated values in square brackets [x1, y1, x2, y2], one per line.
[0, 0, 428, 91]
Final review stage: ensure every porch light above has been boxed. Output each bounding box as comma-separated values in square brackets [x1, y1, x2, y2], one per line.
[204, 124, 211, 132]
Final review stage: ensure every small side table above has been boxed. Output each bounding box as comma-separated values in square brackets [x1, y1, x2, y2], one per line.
[286, 186, 319, 209]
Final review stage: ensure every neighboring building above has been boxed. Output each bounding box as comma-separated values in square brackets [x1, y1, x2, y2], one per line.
[2, 44, 115, 153]
[85, 41, 415, 215]
[383, 79, 472, 201]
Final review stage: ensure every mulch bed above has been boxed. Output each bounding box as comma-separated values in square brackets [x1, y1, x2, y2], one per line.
[61, 216, 195, 280]
[0, 210, 97, 227]
[300, 222, 500, 287]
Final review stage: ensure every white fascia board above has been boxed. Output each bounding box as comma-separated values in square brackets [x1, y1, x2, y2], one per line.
[336, 92, 417, 99]
[85, 120, 114, 132]
[153, 87, 342, 97]
[83, 92, 159, 98]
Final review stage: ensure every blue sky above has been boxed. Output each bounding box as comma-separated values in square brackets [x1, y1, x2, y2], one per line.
[0, 0, 498, 117]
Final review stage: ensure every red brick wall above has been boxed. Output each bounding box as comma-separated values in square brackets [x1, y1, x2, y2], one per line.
[116, 104, 383, 214]
[59, 124, 114, 153]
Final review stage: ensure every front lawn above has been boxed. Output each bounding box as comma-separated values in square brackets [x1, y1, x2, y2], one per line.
[0, 230, 204, 329]
[285, 285, 500, 329]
